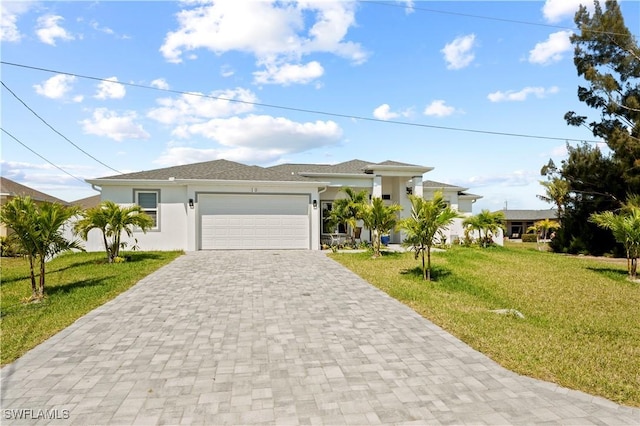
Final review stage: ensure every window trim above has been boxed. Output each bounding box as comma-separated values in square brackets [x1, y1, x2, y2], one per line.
[133, 189, 160, 231]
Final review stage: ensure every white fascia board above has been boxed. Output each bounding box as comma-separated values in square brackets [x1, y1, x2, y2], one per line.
[86, 178, 330, 188]
[366, 165, 434, 174]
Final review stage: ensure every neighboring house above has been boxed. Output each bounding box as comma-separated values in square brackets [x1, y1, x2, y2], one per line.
[499, 209, 557, 239]
[0, 177, 69, 237]
[83, 159, 483, 251]
[71, 194, 101, 210]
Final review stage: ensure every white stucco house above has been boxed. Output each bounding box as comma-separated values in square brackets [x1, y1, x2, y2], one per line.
[81, 159, 482, 251]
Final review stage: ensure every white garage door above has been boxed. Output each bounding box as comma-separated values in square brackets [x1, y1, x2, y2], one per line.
[199, 194, 310, 250]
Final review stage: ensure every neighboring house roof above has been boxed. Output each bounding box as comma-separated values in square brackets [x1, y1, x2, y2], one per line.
[71, 194, 101, 209]
[422, 180, 463, 189]
[499, 209, 557, 221]
[93, 159, 316, 183]
[269, 159, 431, 176]
[0, 177, 69, 205]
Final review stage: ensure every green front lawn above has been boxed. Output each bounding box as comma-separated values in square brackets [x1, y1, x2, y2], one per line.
[0, 251, 182, 366]
[331, 246, 640, 407]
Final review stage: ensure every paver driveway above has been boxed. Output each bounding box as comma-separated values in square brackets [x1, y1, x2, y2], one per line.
[1, 251, 639, 425]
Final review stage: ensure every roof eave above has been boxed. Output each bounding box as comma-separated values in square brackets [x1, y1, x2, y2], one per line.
[87, 178, 330, 187]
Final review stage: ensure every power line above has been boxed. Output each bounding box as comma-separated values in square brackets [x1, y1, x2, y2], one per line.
[361, 1, 637, 38]
[1, 127, 87, 184]
[1, 81, 123, 174]
[1, 61, 604, 144]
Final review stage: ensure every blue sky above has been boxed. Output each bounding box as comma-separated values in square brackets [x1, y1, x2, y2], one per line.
[2, 0, 638, 211]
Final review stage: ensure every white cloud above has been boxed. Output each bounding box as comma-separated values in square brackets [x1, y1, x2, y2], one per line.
[171, 114, 342, 153]
[372, 104, 413, 121]
[154, 146, 286, 167]
[221, 65, 235, 78]
[424, 100, 456, 117]
[1, 2, 32, 42]
[441, 34, 476, 70]
[373, 104, 398, 120]
[95, 77, 126, 100]
[466, 170, 537, 188]
[150, 78, 170, 90]
[398, 0, 415, 14]
[36, 15, 74, 46]
[80, 108, 150, 141]
[542, 0, 593, 23]
[147, 88, 257, 125]
[253, 61, 324, 85]
[487, 86, 559, 102]
[33, 74, 77, 100]
[160, 1, 366, 85]
[529, 30, 573, 65]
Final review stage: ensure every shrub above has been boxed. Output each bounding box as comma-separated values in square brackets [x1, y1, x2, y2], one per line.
[522, 233, 538, 243]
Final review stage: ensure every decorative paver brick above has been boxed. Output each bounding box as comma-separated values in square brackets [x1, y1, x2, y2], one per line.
[1, 251, 639, 425]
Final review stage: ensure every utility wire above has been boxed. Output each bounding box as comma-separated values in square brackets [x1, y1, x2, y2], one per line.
[362, 1, 637, 38]
[1, 128, 87, 184]
[1, 81, 123, 174]
[0, 61, 604, 144]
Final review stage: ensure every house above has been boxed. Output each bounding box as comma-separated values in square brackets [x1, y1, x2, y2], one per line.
[499, 209, 557, 239]
[83, 159, 483, 251]
[71, 194, 101, 210]
[0, 177, 69, 237]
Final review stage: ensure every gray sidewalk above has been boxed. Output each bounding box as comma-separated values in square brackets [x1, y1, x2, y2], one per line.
[1, 251, 639, 425]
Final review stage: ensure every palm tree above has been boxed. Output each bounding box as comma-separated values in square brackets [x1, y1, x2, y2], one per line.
[329, 187, 369, 243]
[399, 192, 460, 281]
[0, 196, 82, 300]
[361, 197, 402, 257]
[463, 209, 505, 247]
[527, 218, 561, 250]
[538, 178, 569, 219]
[32, 202, 83, 297]
[0, 196, 40, 299]
[75, 201, 154, 263]
[590, 204, 640, 279]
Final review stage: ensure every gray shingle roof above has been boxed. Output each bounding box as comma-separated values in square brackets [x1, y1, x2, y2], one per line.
[97, 159, 314, 182]
[71, 194, 101, 209]
[269, 159, 427, 176]
[499, 209, 557, 221]
[0, 177, 69, 205]
[422, 180, 461, 189]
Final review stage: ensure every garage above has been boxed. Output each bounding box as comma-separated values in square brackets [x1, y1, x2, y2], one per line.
[199, 193, 311, 250]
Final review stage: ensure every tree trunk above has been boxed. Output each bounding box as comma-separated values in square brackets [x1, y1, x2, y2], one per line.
[426, 246, 432, 281]
[102, 232, 110, 262]
[421, 249, 426, 280]
[38, 256, 45, 299]
[28, 255, 37, 300]
[631, 257, 637, 280]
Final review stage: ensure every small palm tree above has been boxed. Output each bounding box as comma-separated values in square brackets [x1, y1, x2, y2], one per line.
[0, 196, 83, 300]
[361, 197, 402, 257]
[463, 209, 505, 247]
[32, 202, 83, 297]
[330, 187, 369, 243]
[399, 192, 460, 281]
[590, 205, 640, 280]
[527, 218, 561, 250]
[75, 201, 154, 263]
[1, 196, 40, 299]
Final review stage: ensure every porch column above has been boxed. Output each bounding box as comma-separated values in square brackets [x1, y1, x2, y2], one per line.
[412, 176, 423, 198]
[372, 175, 382, 199]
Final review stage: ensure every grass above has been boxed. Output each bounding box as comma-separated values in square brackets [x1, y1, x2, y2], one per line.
[0, 250, 183, 366]
[330, 245, 640, 408]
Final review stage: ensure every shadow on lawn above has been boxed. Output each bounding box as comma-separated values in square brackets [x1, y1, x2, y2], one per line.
[46, 276, 113, 296]
[587, 266, 629, 279]
[401, 265, 452, 281]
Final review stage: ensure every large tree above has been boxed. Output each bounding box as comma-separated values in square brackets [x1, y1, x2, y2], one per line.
[565, 0, 640, 187]
[75, 201, 154, 263]
[399, 192, 460, 281]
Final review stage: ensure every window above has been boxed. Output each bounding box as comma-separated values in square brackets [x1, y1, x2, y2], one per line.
[321, 202, 346, 234]
[135, 190, 159, 228]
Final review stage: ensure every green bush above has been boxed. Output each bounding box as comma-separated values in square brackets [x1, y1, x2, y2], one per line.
[522, 233, 538, 243]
